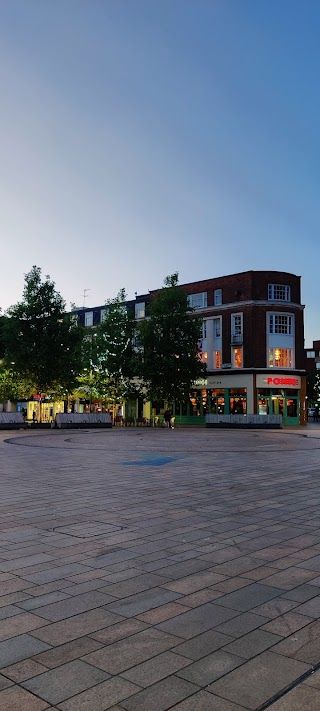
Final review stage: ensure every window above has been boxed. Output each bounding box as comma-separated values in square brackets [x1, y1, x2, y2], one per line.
[268, 284, 291, 301]
[214, 350, 221, 369]
[232, 314, 242, 336]
[214, 289, 222, 306]
[188, 292, 208, 309]
[135, 302, 145, 319]
[316, 362, 320, 370]
[269, 314, 293, 335]
[85, 311, 93, 327]
[232, 347, 243, 368]
[100, 309, 106, 323]
[307, 351, 315, 358]
[213, 317, 221, 338]
[269, 348, 293, 368]
[201, 320, 207, 339]
[200, 351, 208, 363]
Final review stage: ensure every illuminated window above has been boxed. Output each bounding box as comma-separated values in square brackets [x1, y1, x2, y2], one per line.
[214, 289, 222, 306]
[201, 351, 208, 363]
[213, 317, 221, 338]
[85, 311, 93, 327]
[268, 284, 291, 301]
[269, 348, 293, 368]
[188, 292, 208, 309]
[135, 302, 145, 319]
[214, 350, 221, 369]
[232, 347, 243, 368]
[269, 314, 293, 334]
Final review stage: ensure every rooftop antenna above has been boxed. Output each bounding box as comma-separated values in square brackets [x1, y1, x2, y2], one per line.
[82, 289, 90, 309]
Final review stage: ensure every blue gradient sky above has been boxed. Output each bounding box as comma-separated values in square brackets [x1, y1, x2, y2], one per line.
[0, 1, 319, 344]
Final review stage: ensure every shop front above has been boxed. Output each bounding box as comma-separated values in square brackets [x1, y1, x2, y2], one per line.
[256, 375, 303, 426]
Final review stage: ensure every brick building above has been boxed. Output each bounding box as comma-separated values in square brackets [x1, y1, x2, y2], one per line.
[305, 340, 320, 376]
[75, 270, 307, 426]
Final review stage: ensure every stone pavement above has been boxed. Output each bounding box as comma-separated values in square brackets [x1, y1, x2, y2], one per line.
[1, 428, 320, 709]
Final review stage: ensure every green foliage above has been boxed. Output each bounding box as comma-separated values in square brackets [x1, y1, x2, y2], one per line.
[307, 373, 320, 403]
[0, 367, 33, 403]
[4, 266, 84, 405]
[139, 272, 206, 403]
[77, 289, 141, 405]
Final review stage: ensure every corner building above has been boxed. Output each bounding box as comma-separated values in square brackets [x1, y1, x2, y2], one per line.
[139, 270, 306, 426]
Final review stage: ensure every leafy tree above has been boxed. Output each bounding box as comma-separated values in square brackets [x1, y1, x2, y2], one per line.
[78, 289, 141, 415]
[139, 273, 206, 404]
[4, 266, 84, 420]
[307, 373, 320, 404]
[0, 366, 33, 406]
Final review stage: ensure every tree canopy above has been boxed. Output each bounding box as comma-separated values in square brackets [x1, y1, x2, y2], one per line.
[139, 273, 206, 403]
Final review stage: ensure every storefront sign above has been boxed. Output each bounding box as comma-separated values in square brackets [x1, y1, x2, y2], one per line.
[256, 375, 301, 389]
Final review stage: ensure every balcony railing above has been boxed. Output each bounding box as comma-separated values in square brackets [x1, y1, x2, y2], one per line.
[231, 333, 243, 345]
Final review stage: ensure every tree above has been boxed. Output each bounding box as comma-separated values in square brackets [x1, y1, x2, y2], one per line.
[0, 366, 33, 406]
[80, 289, 141, 416]
[307, 372, 320, 404]
[139, 273, 206, 404]
[4, 266, 84, 420]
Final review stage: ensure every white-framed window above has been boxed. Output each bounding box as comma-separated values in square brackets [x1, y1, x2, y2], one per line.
[135, 302, 145, 319]
[188, 292, 208, 309]
[213, 317, 221, 338]
[232, 347, 243, 368]
[269, 314, 293, 335]
[201, 320, 207, 339]
[269, 348, 293, 368]
[232, 313, 243, 336]
[85, 311, 93, 327]
[268, 284, 291, 302]
[307, 351, 315, 358]
[214, 350, 221, 369]
[214, 289, 222, 306]
[100, 309, 106, 323]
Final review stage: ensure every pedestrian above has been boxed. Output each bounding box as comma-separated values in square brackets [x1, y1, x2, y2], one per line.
[164, 408, 172, 429]
[32, 410, 37, 423]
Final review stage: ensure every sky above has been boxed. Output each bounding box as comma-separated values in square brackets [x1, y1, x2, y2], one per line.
[0, 0, 319, 344]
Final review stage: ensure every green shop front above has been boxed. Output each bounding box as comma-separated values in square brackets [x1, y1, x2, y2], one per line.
[255, 374, 303, 426]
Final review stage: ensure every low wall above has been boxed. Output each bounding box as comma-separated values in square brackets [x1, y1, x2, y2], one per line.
[55, 413, 112, 429]
[0, 412, 25, 429]
[206, 414, 282, 429]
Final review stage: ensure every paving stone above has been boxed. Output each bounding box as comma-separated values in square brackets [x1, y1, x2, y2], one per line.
[0, 686, 49, 711]
[120, 675, 199, 710]
[0, 675, 13, 690]
[101, 573, 171, 599]
[214, 611, 269, 637]
[261, 611, 314, 636]
[32, 590, 116, 621]
[168, 691, 246, 710]
[294, 596, 320, 618]
[281, 584, 320, 602]
[267, 684, 320, 710]
[0, 605, 23, 620]
[83, 628, 181, 673]
[136, 602, 189, 624]
[207, 651, 310, 709]
[31, 609, 123, 645]
[56, 677, 141, 711]
[155, 603, 239, 639]
[271, 620, 320, 663]
[173, 629, 234, 660]
[223, 629, 283, 658]
[121, 650, 191, 686]
[33, 636, 104, 668]
[106, 588, 182, 617]
[88, 618, 149, 645]
[162, 570, 227, 594]
[16, 592, 72, 611]
[251, 598, 298, 618]
[262, 567, 319, 589]
[1, 658, 48, 682]
[22, 659, 110, 705]
[0, 634, 51, 668]
[214, 583, 284, 611]
[177, 649, 244, 686]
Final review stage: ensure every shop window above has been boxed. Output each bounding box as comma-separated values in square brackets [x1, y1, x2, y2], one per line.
[287, 398, 298, 418]
[188, 292, 208, 309]
[214, 350, 221, 369]
[268, 284, 291, 301]
[269, 314, 293, 335]
[232, 347, 243, 368]
[213, 317, 221, 338]
[214, 289, 222, 306]
[85, 311, 93, 327]
[230, 396, 246, 415]
[211, 390, 225, 414]
[135, 302, 145, 319]
[258, 396, 269, 415]
[269, 348, 293, 368]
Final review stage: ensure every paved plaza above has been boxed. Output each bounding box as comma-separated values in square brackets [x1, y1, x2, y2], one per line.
[2, 427, 320, 709]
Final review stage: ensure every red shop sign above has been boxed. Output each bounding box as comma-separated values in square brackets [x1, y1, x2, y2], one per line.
[267, 377, 299, 387]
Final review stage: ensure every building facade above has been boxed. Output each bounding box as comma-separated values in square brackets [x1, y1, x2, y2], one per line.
[74, 270, 307, 426]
